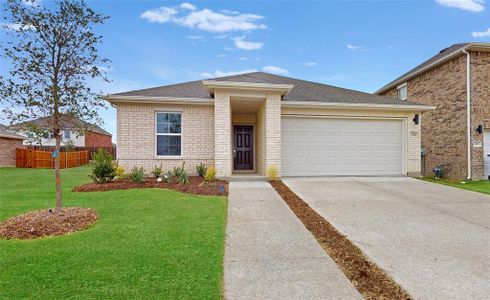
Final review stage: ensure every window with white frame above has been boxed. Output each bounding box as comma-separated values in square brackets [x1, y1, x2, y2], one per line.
[397, 83, 408, 101]
[156, 112, 182, 156]
[64, 130, 71, 139]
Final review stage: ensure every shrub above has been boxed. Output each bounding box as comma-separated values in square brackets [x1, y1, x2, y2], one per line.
[151, 164, 163, 178]
[267, 165, 279, 181]
[89, 148, 116, 183]
[163, 170, 174, 183]
[129, 167, 145, 183]
[115, 165, 126, 179]
[173, 161, 186, 178]
[64, 139, 75, 152]
[196, 163, 207, 177]
[204, 166, 216, 182]
[177, 170, 189, 185]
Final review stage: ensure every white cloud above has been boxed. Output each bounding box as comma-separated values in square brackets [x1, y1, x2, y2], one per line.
[201, 69, 257, 78]
[262, 66, 288, 75]
[305, 62, 317, 66]
[216, 54, 227, 58]
[233, 36, 264, 50]
[1, 23, 35, 31]
[180, 2, 196, 10]
[472, 27, 490, 37]
[435, 0, 485, 12]
[238, 57, 248, 60]
[347, 44, 363, 50]
[187, 35, 205, 40]
[141, 3, 266, 33]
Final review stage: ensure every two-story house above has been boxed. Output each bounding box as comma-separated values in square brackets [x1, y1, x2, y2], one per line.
[377, 43, 490, 180]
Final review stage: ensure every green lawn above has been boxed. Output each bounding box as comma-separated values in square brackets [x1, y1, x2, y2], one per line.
[421, 177, 490, 195]
[0, 165, 227, 299]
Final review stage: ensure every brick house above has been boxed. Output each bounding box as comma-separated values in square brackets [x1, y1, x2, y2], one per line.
[377, 43, 490, 180]
[10, 115, 112, 148]
[105, 72, 432, 178]
[0, 125, 25, 167]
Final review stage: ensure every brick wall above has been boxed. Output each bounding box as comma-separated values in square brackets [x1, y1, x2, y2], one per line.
[117, 103, 214, 175]
[380, 51, 490, 179]
[84, 131, 112, 148]
[0, 137, 23, 167]
[214, 91, 232, 177]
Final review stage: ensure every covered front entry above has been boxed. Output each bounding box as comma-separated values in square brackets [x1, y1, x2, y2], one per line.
[233, 125, 254, 171]
[281, 116, 405, 176]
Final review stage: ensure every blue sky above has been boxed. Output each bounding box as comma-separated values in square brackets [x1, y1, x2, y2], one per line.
[2, 0, 490, 141]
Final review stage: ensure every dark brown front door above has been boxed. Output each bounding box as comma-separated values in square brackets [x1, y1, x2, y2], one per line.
[233, 125, 253, 170]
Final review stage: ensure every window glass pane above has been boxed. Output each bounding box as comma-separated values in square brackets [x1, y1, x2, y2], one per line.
[397, 86, 407, 100]
[157, 135, 181, 156]
[64, 130, 70, 139]
[157, 113, 181, 134]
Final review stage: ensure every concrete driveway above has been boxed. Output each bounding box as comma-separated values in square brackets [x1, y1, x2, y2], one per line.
[283, 177, 490, 300]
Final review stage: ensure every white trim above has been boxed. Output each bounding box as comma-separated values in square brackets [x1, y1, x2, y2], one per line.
[376, 43, 490, 94]
[105, 95, 213, 105]
[463, 49, 472, 179]
[203, 80, 294, 94]
[155, 111, 183, 159]
[281, 100, 434, 111]
[397, 83, 408, 101]
[281, 115, 408, 176]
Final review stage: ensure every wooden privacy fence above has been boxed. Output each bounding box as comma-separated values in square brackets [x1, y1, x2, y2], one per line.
[16, 148, 89, 169]
[26, 146, 116, 160]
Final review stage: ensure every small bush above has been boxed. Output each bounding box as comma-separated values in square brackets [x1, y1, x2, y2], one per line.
[129, 167, 145, 183]
[267, 165, 279, 181]
[89, 148, 116, 183]
[204, 166, 216, 182]
[115, 165, 126, 179]
[173, 161, 186, 178]
[64, 139, 75, 152]
[151, 164, 163, 178]
[177, 170, 189, 185]
[163, 170, 174, 183]
[196, 163, 207, 177]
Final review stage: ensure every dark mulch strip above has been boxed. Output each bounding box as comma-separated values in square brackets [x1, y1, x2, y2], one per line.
[73, 177, 228, 196]
[270, 180, 411, 300]
[0, 207, 99, 240]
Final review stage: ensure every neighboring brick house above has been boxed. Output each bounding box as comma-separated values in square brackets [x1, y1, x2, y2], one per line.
[9, 115, 112, 148]
[0, 125, 25, 167]
[377, 43, 490, 180]
[105, 72, 432, 178]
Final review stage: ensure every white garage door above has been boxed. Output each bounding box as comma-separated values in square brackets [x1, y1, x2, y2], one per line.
[484, 130, 490, 179]
[281, 117, 404, 176]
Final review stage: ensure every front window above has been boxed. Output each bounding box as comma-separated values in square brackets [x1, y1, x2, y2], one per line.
[64, 130, 71, 139]
[156, 112, 182, 156]
[397, 83, 408, 101]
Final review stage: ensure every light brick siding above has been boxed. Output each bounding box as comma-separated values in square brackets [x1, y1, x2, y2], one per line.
[117, 103, 214, 175]
[214, 91, 232, 177]
[281, 107, 422, 176]
[380, 51, 490, 179]
[84, 131, 112, 148]
[264, 93, 282, 175]
[0, 137, 23, 167]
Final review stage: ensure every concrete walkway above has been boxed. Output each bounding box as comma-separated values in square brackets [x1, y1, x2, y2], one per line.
[224, 181, 361, 300]
[284, 177, 490, 300]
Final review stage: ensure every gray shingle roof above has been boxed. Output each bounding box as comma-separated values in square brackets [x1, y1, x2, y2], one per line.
[9, 115, 111, 136]
[377, 43, 470, 93]
[111, 72, 423, 106]
[0, 125, 25, 140]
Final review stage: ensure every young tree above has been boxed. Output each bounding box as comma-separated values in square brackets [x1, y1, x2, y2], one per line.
[0, 0, 110, 209]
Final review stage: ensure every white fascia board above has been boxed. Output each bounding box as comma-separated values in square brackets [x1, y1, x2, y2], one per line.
[281, 101, 435, 112]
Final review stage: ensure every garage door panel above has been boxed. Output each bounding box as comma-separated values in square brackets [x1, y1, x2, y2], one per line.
[281, 117, 403, 176]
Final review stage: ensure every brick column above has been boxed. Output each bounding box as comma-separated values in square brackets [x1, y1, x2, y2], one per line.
[214, 90, 232, 177]
[264, 93, 282, 176]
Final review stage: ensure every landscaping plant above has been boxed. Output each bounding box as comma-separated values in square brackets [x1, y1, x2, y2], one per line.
[151, 165, 163, 179]
[89, 148, 116, 183]
[177, 170, 190, 185]
[115, 165, 126, 179]
[163, 170, 174, 183]
[204, 167, 217, 182]
[267, 165, 279, 181]
[173, 161, 186, 178]
[129, 167, 145, 183]
[0, 0, 110, 209]
[196, 163, 207, 177]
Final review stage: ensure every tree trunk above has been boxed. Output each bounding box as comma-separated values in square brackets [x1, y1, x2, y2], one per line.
[55, 132, 62, 210]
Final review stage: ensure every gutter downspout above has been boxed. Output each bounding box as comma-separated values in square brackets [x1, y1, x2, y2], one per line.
[463, 49, 472, 180]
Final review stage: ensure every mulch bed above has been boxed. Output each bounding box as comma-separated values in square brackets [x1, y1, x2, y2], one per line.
[270, 180, 411, 300]
[0, 207, 99, 240]
[73, 177, 228, 196]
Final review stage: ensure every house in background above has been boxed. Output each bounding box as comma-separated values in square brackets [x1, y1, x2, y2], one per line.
[376, 43, 490, 180]
[9, 115, 113, 148]
[0, 125, 25, 167]
[105, 72, 432, 178]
